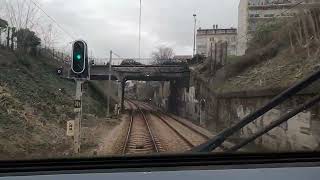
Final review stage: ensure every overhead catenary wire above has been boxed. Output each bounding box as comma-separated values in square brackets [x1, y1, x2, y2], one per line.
[29, 0, 76, 40]
[112, 51, 123, 59]
[110, 51, 125, 65]
[110, 51, 145, 66]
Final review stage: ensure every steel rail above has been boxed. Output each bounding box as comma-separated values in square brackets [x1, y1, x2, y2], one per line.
[143, 102, 229, 151]
[159, 112, 210, 141]
[122, 111, 134, 154]
[136, 106, 160, 153]
[153, 113, 194, 149]
[127, 100, 159, 153]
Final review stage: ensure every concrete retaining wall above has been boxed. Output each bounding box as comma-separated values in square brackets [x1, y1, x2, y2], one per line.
[217, 96, 320, 151]
[177, 82, 320, 151]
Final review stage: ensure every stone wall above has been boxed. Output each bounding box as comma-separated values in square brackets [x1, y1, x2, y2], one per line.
[217, 95, 320, 151]
[178, 87, 201, 124]
[177, 79, 320, 151]
[152, 81, 170, 110]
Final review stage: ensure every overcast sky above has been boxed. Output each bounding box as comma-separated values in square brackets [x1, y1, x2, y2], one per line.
[1, 0, 240, 58]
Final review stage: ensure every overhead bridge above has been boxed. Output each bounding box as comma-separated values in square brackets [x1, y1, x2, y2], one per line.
[89, 65, 190, 82]
[87, 64, 190, 111]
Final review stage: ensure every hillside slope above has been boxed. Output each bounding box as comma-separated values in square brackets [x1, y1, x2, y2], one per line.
[0, 49, 112, 160]
[216, 48, 320, 94]
[193, 9, 320, 95]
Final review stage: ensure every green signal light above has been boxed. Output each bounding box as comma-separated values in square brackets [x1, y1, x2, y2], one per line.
[76, 54, 82, 60]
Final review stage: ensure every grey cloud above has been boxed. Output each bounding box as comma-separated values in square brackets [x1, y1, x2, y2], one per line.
[36, 0, 239, 58]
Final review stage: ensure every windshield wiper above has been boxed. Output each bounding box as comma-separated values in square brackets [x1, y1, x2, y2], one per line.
[191, 68, 320, 153]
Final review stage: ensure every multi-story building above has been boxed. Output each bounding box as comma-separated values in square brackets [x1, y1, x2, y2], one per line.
[196, 26, 237, 57]
[237, 0, 320, 55]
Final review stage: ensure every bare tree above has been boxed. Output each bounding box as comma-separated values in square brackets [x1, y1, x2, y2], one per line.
[152, 46, 174, 63]
[3, 0, 43, 51]
[286, 8, 320, 56]
[39, 24, 58, 49]
[0, 18, 8, 45]
[4, 0, 39, 30]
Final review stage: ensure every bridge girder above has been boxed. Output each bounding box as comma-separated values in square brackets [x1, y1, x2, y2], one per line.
[89, 65, 190, 84]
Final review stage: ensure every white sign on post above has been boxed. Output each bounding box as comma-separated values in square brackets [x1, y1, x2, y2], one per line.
[67, 120, 75, 136]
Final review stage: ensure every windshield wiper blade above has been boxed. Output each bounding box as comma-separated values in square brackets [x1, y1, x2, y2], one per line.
[191, 68, 320, 153]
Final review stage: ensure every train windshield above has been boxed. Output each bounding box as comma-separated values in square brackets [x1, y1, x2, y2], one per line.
[0, 0, 320, 160]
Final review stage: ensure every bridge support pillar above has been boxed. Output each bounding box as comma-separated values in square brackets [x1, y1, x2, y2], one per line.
[168, 80, 187, 115]
[169, 80, 178, 114]
[120, 79, 126, 112]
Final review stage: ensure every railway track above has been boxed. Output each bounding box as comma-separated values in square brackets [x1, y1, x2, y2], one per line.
[122, 103, 161, 154]
[122, 99, 224, 154]
[161, 113, 211, 140]
[143, 102, 227, 151]
[126, 100, 214, 151]
[153, 113, 195, 148]
[137, 101, 210, 139]
[125, 100, 137, 110]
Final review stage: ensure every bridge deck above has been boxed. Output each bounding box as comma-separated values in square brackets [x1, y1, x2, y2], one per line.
[89, 65, 190, 81]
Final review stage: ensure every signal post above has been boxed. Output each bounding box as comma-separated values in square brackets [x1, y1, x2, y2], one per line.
[70, 40, 89, 154]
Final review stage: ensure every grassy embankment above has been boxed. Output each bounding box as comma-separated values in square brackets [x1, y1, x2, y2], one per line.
[0, 49, 118, 160]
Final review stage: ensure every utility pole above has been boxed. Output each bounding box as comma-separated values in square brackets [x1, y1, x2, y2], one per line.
[107, 50, 112, 117]
[193, 14, 197, 57]
[6, 27, 10, 48]
[139, 0, 142, 61]
[0, 28, 2, 46]
[213, 42, 217, 73]
[74, 80, 83, 154]
[10, 27, 15, 50]
[220, 43, 223, 66]
[210, 42, 213, 72]
[121, 80, 126, 112]
[225, 42, 228, 65]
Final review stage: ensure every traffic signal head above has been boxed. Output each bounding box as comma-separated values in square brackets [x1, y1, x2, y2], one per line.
[72, 40, 87, 74]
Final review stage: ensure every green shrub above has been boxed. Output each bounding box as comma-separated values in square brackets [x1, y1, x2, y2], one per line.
[16, 55, 32, 68]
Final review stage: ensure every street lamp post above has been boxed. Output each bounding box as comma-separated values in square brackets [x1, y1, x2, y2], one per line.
[193, 14, 197, 57]
[139, 0, 142, 61]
